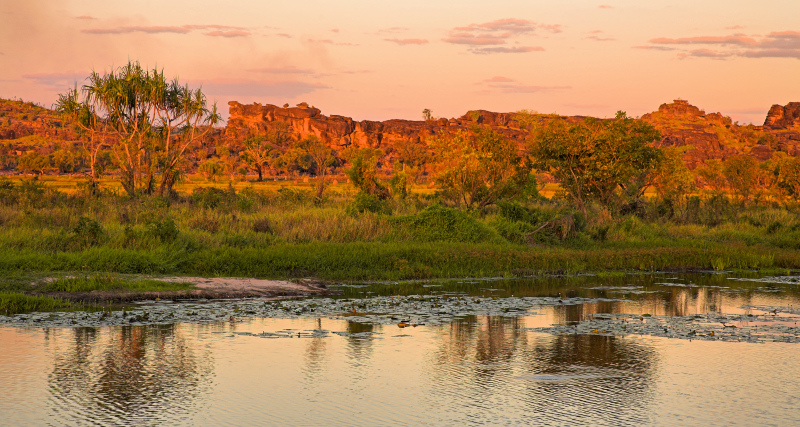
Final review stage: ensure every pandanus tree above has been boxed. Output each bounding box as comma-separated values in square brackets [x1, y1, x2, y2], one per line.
[55, 85, 110, 183]
[57, 60, 220, 197]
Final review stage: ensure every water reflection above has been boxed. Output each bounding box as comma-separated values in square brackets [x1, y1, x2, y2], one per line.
[1, 272, 797, 425]
[428, 315, 658, 425]
[46, 325, 213, 425]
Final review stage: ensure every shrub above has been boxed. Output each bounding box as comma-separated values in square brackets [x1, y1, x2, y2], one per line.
[253, 218, 273, 234]
[73, 216, 104, 247]
[347, 193, 392, 215]
[146, 217, 179, 242]
[391, 204, 502, 243]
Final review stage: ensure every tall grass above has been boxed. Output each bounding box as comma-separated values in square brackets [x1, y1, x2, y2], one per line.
[0, 292, 74, 315]
[0, 178, 798, 281]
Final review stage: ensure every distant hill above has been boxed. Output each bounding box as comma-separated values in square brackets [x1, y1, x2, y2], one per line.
[2, 97, 799, 176]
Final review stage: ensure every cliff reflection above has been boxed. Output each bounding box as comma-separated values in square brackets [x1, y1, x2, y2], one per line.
[47, 324, 213, 425]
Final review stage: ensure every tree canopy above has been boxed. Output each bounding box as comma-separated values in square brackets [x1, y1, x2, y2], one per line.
[57, 60, 220, 197]
[430, 126, 535, 210]
[528, 112, 663, 216]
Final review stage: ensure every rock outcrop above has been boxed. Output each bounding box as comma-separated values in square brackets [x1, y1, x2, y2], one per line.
[642, 99, 800, 167]
[226, 101, 529, 153]
[764, 102, 800, 128]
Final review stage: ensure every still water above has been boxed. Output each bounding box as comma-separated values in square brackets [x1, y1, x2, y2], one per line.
[2, 272, 800, 426]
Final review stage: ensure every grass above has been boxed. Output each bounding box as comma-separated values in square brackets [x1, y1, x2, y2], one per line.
[39, 275, 194, 293]
[0, 176, 797, 286]
[0, 292, 75, 315]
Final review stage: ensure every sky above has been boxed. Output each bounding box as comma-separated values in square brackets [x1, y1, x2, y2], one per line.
[1, 0, 799, 124]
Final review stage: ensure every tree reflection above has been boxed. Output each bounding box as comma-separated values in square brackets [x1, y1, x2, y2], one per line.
[47, 324, 213, 425]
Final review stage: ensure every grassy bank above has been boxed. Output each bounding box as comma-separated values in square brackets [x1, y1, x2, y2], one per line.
[1, 177, 799, 283]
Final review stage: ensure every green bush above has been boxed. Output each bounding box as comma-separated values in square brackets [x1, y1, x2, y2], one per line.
[146, 217, 179, 242]
[73, 216, 104, 247]
[391, 204, 502, 243]
[347, 193, 392, 215]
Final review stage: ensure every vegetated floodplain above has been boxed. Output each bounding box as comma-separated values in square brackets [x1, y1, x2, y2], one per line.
[2, 65, 800, 315]
[1, 176, 798, 287]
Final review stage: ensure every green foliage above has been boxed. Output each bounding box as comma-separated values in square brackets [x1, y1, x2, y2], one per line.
[529, 113, 663, 217]
[58, 60, 220, 197]
[40, 275, 192, 293]
[347, 193, 392, 215]
[199, 160, 224, 182]
[431, 127, 535, 210]
[73, 217, 104, 247]
[775, 156, 800, 202]
[146, 217, 179, 242]
[345, 148, 390, 200]
[391, 205, 502, 243]
[723, 155, 760, 204]
[0, 292, 74, 315]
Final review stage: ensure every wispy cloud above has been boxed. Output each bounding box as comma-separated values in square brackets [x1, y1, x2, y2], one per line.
[276, 33, 292, 38]
[306, 38, 358, 46]
[377, 26, 409, 34]
[22, 72, 87, 89]
[82, 24, 251, 37]
[384, 38, 428, 45]
[478, 76, 569, 93]
[677, 49, 734, 60]
[444, 18, 555, 54]
[483, 76, 515, 83]
[201, 79, 330, 98]
[633, 45, 675, 51]
[598, 5, 613, 9]
[248, 66, 316, 75]
[646, 31, 800, 60]
[205, 30, 250, 38]
[75, 15, 96, 20]
[472, 46, 544, 54]
[586, 33, 615, 42]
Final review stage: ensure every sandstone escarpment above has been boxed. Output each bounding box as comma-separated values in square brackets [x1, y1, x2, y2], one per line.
[642, 99, 800, 167]
[764, 102, 800, 128]
[226, 102, 529, 154]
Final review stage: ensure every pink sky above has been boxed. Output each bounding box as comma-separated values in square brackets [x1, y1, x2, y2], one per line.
[1, 1, 799, 124]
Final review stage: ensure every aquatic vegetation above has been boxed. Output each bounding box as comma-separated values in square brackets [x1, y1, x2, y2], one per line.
[527, 309, 800, 344]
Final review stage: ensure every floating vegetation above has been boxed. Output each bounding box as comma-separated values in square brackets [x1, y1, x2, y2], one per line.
[0, 294, 619, 329]
[728, 275, 800, 285]
[526, 309, 800, 344]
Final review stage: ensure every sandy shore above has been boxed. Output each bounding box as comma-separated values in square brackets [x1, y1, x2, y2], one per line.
[41, 276, 335, 304]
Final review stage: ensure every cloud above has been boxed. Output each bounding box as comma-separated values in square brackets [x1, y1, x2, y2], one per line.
[82, 24, 250, 37]
[384, 38, 428, 45]
[331, 29, 339, 33]
[201, 79, 329, 98]
[725, 25, 745, 30]
[633, 45, 675, 51]
[586, 35, 615, 42]
[486, 83, 571, 93]
[75, 15, 96, 20]
[204, 30, 250, 38]
[444, 18, 557, 54]
[307, 38, 357, 46]
[377, 27, 409, 34]
[22, 72, 87, 89]
[443, 32, 508, 45]
[248, 66, 316, 75]
[472, 46, 545, 54]
[477, 76, 569, 93]
[483, 76, 514, 83]
[650, 35, 758, 46]
[598, 5, 613, 9]
[276, 33, 292, 38]
[677, 49, 734, 59]
[646, 31, 800, 60]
